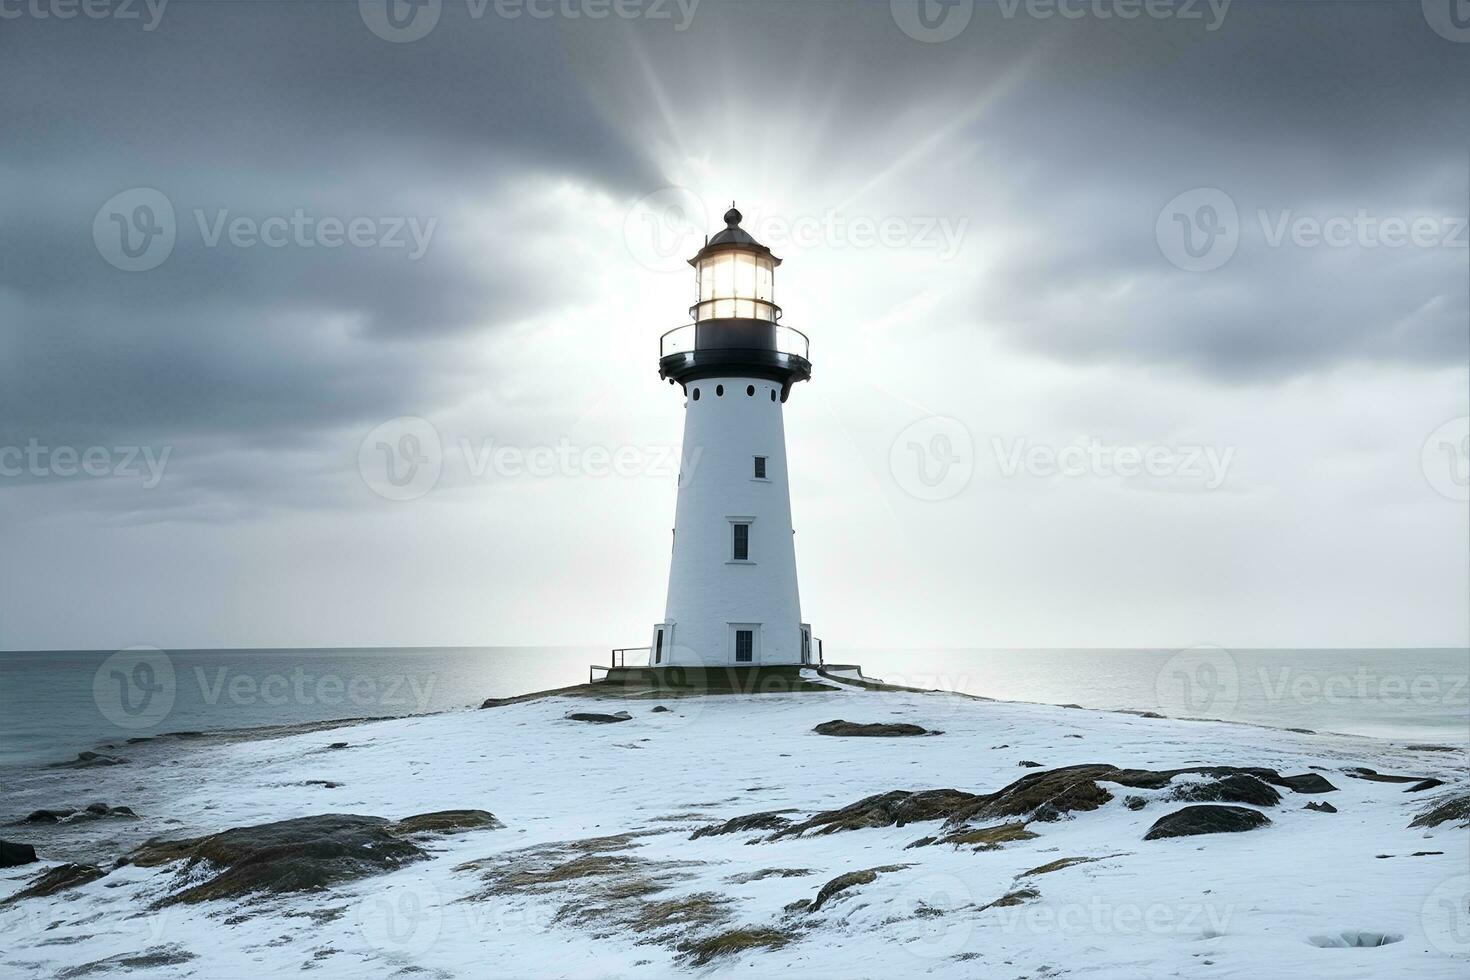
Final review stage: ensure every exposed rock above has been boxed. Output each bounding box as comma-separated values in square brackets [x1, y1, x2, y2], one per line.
[0, 840, 38, 867]
[126, 813, 434, 905]
[813, 720, 938, 737]
[1169, 774, 1281, 808]
[1017, 760, 1042, 768]
[1407, 744, 1461, 753]
[1020, 854, 1122, 877]
[391, 810, 502, 836]
[1304, 801, 1337, 813]
[690, 811, 795, 840]
[1408, 793, 1470, 829]
[1, 863, 106, 904]
[935, 821, 1038, 851]
[481, 697, 513, 709]
[678, 928, 793, 965]
[327, 742, 349, 750]
[48, 751, 128, 769]
[1144, 805, 1271, 840]
[980, 886, 1040, 909]
[809, 864, 907, 912]
[565, 711, 632, 724]
[946, 765, 1117, 824]
[54, 945, 197, 978]
[651, 705, 671, 713]
[770, 789, 984, 840]
[76, 804, 137, 820]
[1124, 796, 1148, 811]
[1272, 772, 1338, 794]
[1346, 767, 1422, 784]
[20, 809, 72, 824]
[724, 868, 813, 884]
[762, 763, 1334, 844]
[1406, 778, 1445, 793]
[905, 836, 937, 849]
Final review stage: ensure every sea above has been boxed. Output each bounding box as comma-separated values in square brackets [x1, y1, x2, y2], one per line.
[1, 647, 1465, 768]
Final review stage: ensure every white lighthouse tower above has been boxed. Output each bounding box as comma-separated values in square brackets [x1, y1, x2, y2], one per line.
[649, 206, 815, 669]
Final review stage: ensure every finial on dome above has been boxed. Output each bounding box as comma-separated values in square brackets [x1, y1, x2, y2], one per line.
[723, 204, 742, 227]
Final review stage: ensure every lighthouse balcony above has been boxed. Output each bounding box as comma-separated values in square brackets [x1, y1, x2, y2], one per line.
[658, 321, 812, 395]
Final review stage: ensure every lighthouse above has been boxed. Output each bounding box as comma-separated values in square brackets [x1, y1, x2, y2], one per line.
[649, 206, 815, 669]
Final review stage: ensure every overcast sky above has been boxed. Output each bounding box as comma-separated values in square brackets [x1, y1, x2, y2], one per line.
[1, 0, 1466, 652]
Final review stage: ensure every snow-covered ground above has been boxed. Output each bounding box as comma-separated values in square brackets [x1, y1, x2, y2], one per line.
[2, 685, 1466, 978]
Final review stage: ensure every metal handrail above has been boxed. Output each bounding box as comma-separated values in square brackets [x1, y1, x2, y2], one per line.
[659, 323, 810, 361]
[610, 646, 651, 669]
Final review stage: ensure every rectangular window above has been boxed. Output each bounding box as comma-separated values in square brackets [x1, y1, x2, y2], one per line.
[732, 522, 749, 561]
[753, 456, 767, 479]
[735, 629, 754, 663]
[654, 628, 664, 664]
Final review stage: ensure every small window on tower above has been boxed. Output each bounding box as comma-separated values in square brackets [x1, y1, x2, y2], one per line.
[753, 456, 767, 479]
[731, 522, 749, 561]
[735, 629, 754, 663]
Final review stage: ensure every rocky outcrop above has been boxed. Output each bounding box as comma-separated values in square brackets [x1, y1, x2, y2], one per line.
[1408, 793, 1470, 829]
[47, 751, 128, 769]
[0, 840, 37, 868]
[1304, 801, 1337, 813]
[1169, 774, 1281, 808]
[812, 720, 938, 737]
[690, 811, 795, 840]
[809, 864, 908, 912]
[769, 789, 985, 840]
[391, 810, 502, 836]
[565, 711, 632, 724]
[1143, 805, 1271, 840]
[124, 810, 499, 906]
[1, 863, 106, 904]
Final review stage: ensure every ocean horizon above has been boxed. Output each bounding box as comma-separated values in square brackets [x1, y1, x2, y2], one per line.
[2, 646, 1465, 768]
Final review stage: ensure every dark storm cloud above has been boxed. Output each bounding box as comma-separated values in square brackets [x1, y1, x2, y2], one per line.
[1, 0, 1464, 517]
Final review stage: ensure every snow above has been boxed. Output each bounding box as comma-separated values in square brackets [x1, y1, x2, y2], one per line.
[2, 689, 1466, 978]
